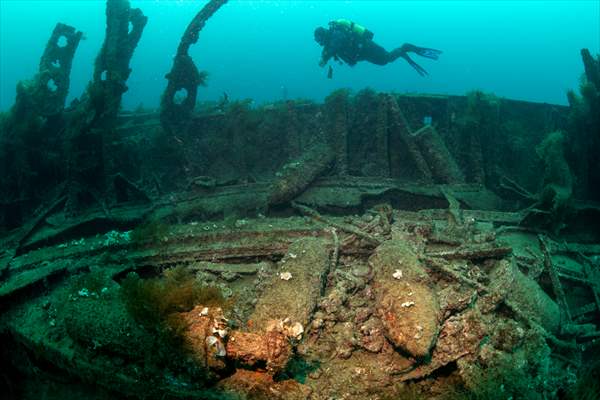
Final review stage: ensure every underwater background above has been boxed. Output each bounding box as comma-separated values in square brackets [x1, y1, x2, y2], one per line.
[1, 0, 599, 111]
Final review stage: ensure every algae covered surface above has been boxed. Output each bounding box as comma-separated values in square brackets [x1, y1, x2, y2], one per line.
[1, 1, 600, 399]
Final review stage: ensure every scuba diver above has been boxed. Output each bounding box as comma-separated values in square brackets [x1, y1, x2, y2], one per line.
[314, 19, 442, 77]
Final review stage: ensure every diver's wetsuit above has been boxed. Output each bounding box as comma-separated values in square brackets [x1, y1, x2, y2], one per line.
[315, 20, 442, 76]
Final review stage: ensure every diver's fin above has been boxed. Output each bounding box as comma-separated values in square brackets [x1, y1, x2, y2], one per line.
[403, 54, 429, 77]
[415, 47, 442, 60]
[401, 43, 442, 60]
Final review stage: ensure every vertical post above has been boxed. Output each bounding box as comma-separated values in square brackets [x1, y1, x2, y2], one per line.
[324, 90, 349, 176]
[65, 0, 147, 215]
[374, 93, 390, 176]
[160, 0, 228, 133]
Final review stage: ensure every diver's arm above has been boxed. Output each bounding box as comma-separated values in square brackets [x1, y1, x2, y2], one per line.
[319, 48, 333, 67]
[320, 29, 346, 66]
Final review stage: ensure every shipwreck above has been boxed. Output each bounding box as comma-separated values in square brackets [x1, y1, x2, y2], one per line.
[1, 1, 599, 399]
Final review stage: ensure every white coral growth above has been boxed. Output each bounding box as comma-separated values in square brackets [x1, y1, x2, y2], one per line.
[280, 271, 293, 281]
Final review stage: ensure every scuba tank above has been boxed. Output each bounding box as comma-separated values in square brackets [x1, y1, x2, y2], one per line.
[330, 19, 374, 40]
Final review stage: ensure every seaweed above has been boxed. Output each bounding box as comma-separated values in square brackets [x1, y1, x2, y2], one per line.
[531, 131, 573, 233]
[129, 219, 170, 247]
[498, 120, 536, 186]
[118, 266, 229, 383]
[566, 49, 600, 201]
[120, 266, 225, 332]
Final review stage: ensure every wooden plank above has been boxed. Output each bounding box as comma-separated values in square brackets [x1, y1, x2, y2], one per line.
[0, 263, 66, 299]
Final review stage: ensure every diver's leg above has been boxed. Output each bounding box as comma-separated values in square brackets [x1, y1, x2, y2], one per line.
[360, 41, 392, 65]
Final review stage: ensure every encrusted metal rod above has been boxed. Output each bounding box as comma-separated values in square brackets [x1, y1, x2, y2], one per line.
[539, 234, 572, 324]
[328, 227, 340, 270]
[411, 124, 465, 184]
[267, 143, 335, 206]
[423, 256, 487, 293]
[567, 244, 600, 315]
[499, 176, 537, 201]
[426, 245, 512, 260]
[177, 0, 227, 56]
[291, 201, 382, 245]
[504, 298, 578, 352]
[386, 94, 432, 181]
